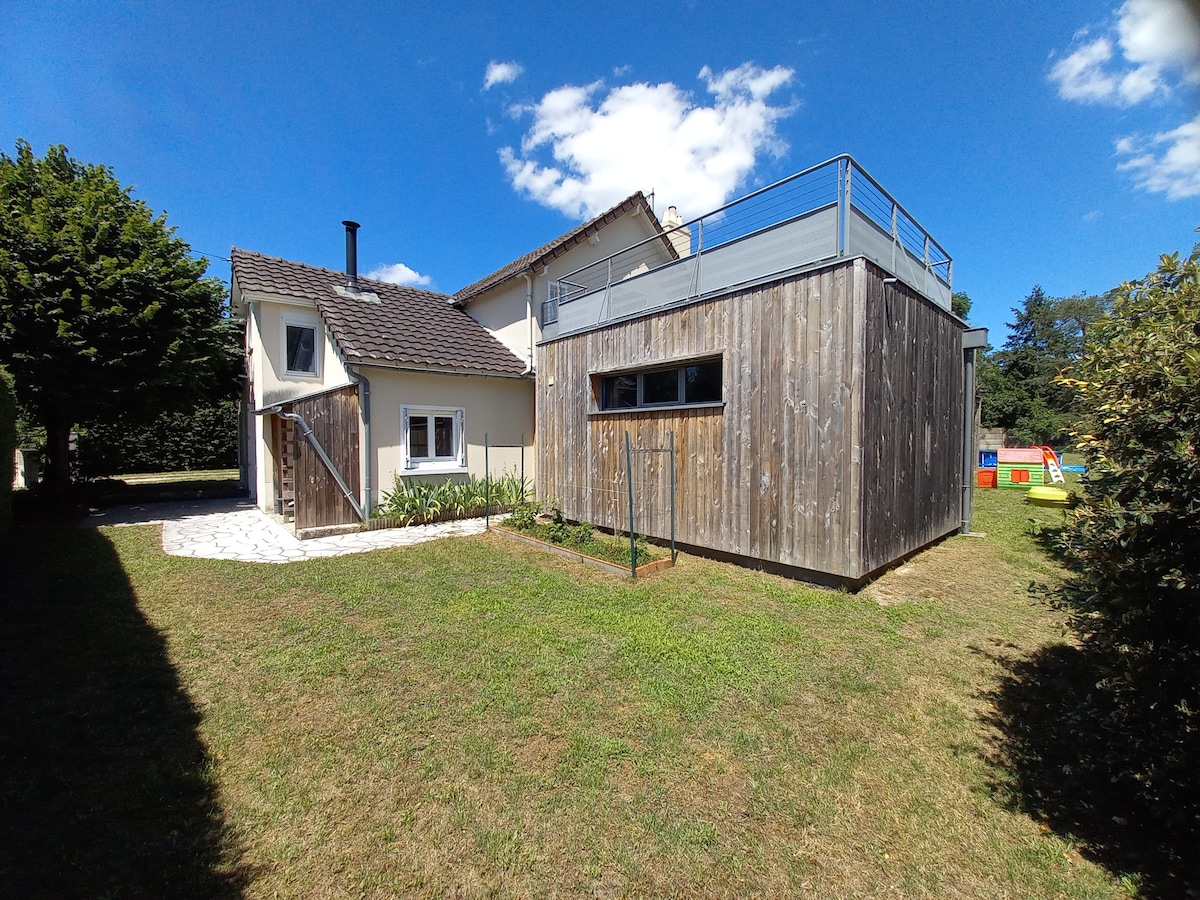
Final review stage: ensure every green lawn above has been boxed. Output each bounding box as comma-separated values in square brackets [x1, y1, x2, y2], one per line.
[1, 475, 1132, 898]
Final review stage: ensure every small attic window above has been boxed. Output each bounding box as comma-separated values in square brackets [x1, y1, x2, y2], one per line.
[282, 314, 320, 377]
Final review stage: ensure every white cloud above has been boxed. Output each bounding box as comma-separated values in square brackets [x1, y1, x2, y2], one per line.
[1117, 113, 1200, 199]
[1050, 0, 1200, 105]
[1117, 0, 1200, 83]
[1050, 38, 1123, 102]
[483, 61, 523, 90]
[1052, 0, 1200, 200]
[496, 64, 796, 220]
[366, 262, 432, 286]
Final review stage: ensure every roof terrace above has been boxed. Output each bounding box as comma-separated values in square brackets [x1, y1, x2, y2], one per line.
[543, 154, 953, 341]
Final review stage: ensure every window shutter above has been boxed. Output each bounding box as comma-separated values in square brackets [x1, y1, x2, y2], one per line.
[456, 409, 466, 467]
[402, 407, 414, 470]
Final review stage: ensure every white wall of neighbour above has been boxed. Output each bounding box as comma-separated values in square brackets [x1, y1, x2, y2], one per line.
[463, 208, 671, 363]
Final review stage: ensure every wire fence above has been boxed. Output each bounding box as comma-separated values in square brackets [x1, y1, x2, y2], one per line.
[483, 432, 527, 527]
[536, 430, 676, 576]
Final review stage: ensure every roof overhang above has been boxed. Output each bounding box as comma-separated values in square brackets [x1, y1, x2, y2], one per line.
[353, 358, 532, 380]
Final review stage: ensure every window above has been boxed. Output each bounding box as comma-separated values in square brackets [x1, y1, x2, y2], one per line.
[598, 358, 723, 411]
[402, 406, 466, 471]
[282, 314, 320, 377]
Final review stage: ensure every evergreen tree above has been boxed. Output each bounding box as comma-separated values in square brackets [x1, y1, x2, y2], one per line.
[979, 285, 1106, 445]
[0, 141, 235, 495]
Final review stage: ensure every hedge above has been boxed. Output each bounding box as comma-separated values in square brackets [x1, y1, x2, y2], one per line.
[77, 400, 238, 477]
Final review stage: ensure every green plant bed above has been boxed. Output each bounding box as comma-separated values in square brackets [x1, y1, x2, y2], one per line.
[502, 500, 667, 569]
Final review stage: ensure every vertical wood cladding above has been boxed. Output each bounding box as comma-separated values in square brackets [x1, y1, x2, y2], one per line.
[859, 266, 965, 573]
[537, 261, 864, 578]
[290, 385, 361, 530]
[538, 257, 965, 581]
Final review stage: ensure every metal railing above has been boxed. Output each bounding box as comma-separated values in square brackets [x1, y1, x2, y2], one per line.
[551, 154, 952, 324]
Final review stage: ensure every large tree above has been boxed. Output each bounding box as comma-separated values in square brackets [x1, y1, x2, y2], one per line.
[979, 285, 1107, 445]
[0, 141, 233, 494]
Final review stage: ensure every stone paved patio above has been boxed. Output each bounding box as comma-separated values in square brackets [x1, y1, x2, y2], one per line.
[86, 498, 487, 563]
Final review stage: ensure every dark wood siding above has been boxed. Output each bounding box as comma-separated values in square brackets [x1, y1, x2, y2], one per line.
[537, 261, 867, 578]
[290, 385, 361, 530]
[859, 265, 964, 573]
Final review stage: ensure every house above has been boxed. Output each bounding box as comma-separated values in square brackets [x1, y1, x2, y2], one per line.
[234, 155, 982, 583]
[450, 191, 679, 363]
[231, 229, 533, 534]
[232, 193, 675, 535]
[535, 155, 986, 586]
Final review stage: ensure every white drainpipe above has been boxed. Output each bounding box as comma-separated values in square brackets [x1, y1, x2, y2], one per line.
[522, 271, 534, 375]
[349, 366, 372, 518]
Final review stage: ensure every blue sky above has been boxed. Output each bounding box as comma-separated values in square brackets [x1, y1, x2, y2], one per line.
[2, 0, 1197, 343]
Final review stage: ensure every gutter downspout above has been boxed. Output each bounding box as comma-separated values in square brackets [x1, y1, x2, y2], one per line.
[522, 271, 534, 375]
[961, 348, 976, 534]
[349, 367, 372, 518]
[265, 406, 367, 523]
[961, 327, 988, 534]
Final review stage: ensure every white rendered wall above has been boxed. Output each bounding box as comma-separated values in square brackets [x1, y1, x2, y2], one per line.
[245, 294, 352, 512]
[366, 369, 534, 506]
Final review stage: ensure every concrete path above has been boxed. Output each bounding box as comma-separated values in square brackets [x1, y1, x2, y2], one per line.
[86, 498, 487, 563]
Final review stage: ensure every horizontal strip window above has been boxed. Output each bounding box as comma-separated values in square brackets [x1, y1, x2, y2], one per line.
[598, 358, 722, 411]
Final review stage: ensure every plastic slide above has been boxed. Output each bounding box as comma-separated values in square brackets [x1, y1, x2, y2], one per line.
[1037, 446, 1065, 484]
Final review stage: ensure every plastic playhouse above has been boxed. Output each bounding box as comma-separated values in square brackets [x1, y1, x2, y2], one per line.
[976, 446, 1066, 490]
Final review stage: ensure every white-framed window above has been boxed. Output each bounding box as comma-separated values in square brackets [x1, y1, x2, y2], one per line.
[281, 313, 320, 378]
[402, 406, 466, 472]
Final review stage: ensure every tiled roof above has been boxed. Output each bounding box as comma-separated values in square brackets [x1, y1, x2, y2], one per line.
[451, 191, 677, 305]
[231, 249, 527, 376]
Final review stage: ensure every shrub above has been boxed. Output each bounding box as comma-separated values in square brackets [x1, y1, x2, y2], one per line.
[1056, 246, 1200, 862]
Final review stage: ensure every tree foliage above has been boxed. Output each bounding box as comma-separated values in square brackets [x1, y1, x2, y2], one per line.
[1056, 245, 1200, 871]
[0, 140, 236, 494]
[951, 290, 972, 321]
[979, 285, 1107, 445]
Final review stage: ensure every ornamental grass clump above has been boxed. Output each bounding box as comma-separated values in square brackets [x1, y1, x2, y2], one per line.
[375, 469, 529, 525]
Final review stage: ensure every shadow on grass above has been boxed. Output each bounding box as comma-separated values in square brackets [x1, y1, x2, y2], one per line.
[0, 513, 248, 896]
[980, 616, 1198, 897]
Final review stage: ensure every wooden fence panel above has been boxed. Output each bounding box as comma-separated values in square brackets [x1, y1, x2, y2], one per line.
[290, 385, 361, 531]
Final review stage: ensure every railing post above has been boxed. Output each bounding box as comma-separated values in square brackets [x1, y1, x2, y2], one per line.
[836, 158, 845, 256]
[843, 160, 853, 257]
[891, 204, 898, 270]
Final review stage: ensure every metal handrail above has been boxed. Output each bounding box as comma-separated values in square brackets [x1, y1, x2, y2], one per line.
[553, 154, 952, 311]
